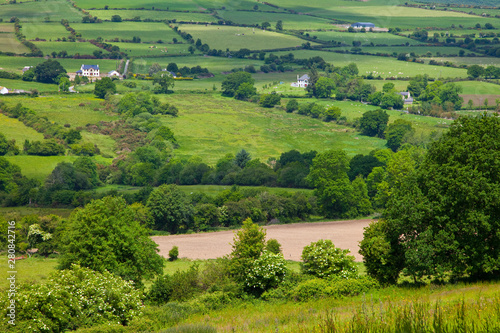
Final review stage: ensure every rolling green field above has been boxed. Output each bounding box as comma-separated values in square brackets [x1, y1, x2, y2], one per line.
[117, 42, 197, 57]
[80, 131, 118, 157]
[87, 10, 218, 23]
[455, 81, 500, 95]
[312, 30, 420, 46]
[4, 155, 78, 181]
[34, 41, 106, 57]
[0, 113, 45, 146]
[273, 50, 469, 79]
[175, 24, 318, 51]
[0, 33, 29, 54]
[428, 56, 500, 66]
[0, 55, 119, 74]
[155, 93, 386, 163]
[0, 78, 59, 92]
[0, 0, 83, 23]
[353, 46, 479, 57]
[21, 22, 69, 40]
[217, 11, 336, 30]
[73, 0, 209, 11]
[71, 21, 178, 42]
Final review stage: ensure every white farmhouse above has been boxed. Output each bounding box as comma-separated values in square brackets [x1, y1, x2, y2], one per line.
[107, 70, 121, 78]
[76, 64, 100, 77]
[291, 74, 310, 88]
[0, 86, 8, 95]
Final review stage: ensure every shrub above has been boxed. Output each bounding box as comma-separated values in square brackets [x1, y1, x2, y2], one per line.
[265, 238, 282, 254]
[0, 265, 143, 332]
[169, 245, 179, 261]
[291, 276, 380, 301]
[301, 239, 358, 279]
[244, 251, 288, 294]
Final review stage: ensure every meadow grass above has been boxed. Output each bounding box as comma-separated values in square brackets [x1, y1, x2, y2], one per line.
[355, 45, 479, 57]
[0, 55, 120, 74]
[0, 255, 59, 289]
[0, 24, 15, 33]
[6, 95, 119, 128]
[80, 131, 118, 157]
[216, 11, 336, 31]
[156, 93, 386, 163]
[0, 0, 83, 23]
[428, 56, 500, 66]
[5, 155, 78, 182]
[273, 49, 469, 79]
[21, 22, 69, 40]
[454, 81, 500, 95]
[0, 113, 45, 147]
[117, 42, 198, 57]
[0, 78, 59, 92]
[312, 30, 420, 46]
[174, 24, 317, 51]
[71, 21, 178, 42]
[73, 0, 210, 11]
[34, 41, 106, 57]
[87, 10, 218, 23]
[0, 32, 29, 54]
[0, 206, 73, 218]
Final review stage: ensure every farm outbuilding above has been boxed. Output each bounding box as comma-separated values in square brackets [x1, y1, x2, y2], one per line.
[351, 22, 375, 28]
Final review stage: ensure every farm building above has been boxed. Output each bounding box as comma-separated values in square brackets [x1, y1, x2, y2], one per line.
[22, 66, 33, 73]
[0, 86, 8, 95]
[398, 92, 414, 104]
[351, 22, 375, 28]
[107, 70, 121, 78]
[76, 64, 100, 77]
[291, 74, 310, 88]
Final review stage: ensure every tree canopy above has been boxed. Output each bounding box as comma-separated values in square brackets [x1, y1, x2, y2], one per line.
[94, 77, 116, 99]
[221, 71, 255, 97]
[34, 59, 67, 84]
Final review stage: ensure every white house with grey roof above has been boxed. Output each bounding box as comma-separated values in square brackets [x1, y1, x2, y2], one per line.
[291, 74, 310, 88]
[76, 64, 100, 77]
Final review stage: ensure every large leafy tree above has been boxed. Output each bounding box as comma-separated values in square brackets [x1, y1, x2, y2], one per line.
[94, 77, 116, 98]
[359, 109, 389, 138]
[34, 59, 67, 84]
[361, 114, 500, 283]
[221, 71, 254, 97]
[153, 72, 175, 94]
[59, 196, 164, 286]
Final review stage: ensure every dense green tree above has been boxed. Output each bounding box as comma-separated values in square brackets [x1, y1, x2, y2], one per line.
[34, 59, 67, 84]
[261, 22, 271, 29]
[301, 239, 357, 279]
[348, 154, 384, 181]
[148, 62, 162, 75]
[221, 71, 254, 97]
[94, 77, 116, 98]
[0, 133, 18, 156]
[275, 20, 283, 31]
[406, 74, 428, 98]
[285, 99, 299, 113]
[380, 93, 404, 110]
[315, 77, 336, 98]
[385, 119, 413, 152]
[234, 149, 251, 168]
[146, 184, 194, 233]
[467, 64, 485, 78]
[323, 106, 341, 122]
[152, 72, 175, 94]
[359, 109, 389, 138]
[259, 92, 281, 108]
[59, 196, 164, 286]
[111, 14, 122, 22]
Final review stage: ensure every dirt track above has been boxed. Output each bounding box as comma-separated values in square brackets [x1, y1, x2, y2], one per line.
[152, 219, 373, 262]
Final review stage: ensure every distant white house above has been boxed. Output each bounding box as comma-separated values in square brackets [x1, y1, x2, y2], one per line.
[107, 70, 121, 78]
[22, 66, 33, 73]
[0, 86, 8, 94]
[291, 74, 310, 88]
[76, 64, 100, 77]
[351, 22, 375, 28]
[398, 91, 414, 104]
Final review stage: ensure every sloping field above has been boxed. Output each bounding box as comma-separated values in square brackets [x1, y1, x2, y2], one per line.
[153, 219, 372, 262]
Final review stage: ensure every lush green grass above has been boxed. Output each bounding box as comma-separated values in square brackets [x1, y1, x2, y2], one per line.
[175, 24, 317, 51]
[80, 132, 118, 157]
[21, 22, 69, 40]
[217, 11, 336, 30]
[312, 30, 420, 46]
[273, 50, 469, 79]
[0, 78, 59, 92]
[0, 206, 73, 218]
[73, 0, 210, 11]
[5, 155, 78, 182]
[355, 46, 478, 57]
[117, 42, 198, 57]
[156, 93, 386, 163]
[0, 255, 59, 289]
[34, 41, 106, 57]
[71, 22, 178, 42]
[6, 95, 118, 128]
[0, 113, 45, 148]
[455, 81, 500, 95]
[428, 56, 500, 66]
[0, 55, 119, 74]
[0, 0, 83, 23]
[0, 31, 29, 54]
[87, 10, 218, 23]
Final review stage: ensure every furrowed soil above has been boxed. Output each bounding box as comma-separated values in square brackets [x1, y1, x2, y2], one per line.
[152, 219, 372, 262]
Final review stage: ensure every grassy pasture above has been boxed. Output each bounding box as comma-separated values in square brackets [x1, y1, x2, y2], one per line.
[73, 0, 208, 11]
[21, 22, 69, 40]
[454, 81, 500, 95]
[312, 30, 420, 46]
[0, 256, 59, 288]
[355, 46, 478, 57]
[131, 55, 264, 74]
[0, 113, 45, 147]
[155, 93, 386, 163]
[0, 78, 58, 92]
[34, 41, 106, 57]
[71, 22, 178, 42]
[0, 32, 29, 54]
[175, 24, 316, 51]
[117, 42, 197, 57]
[217, 11, 336, 30]
[87, 10, 218, 23]
[0, 0, 83, 23]
[5, 155, 77, 182]
[80, 131, 118, 157]
[273, 50, 469, 79]
[0, 55, 118, 74]
[428, 57, 500, 66]
[6, 95, 118, 128]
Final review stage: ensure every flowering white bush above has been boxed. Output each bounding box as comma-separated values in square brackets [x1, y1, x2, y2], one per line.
[245, 251, 287, 292]
[301, 239, 358, 279]
[0, 265, 143, 332]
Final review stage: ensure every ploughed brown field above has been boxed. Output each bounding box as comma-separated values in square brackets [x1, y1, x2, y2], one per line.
[152, 219, 373, 262]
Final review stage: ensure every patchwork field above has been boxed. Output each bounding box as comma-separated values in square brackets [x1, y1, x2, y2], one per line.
[216, 11, 336, 30]
[21, 22, 69, 41]
[34, 41, 106, 57]
[175, 24, 319, 51]
[0, 0, 83, 23]
[87, 10, 218, 23]
[312, 30, 420, 46]
[0, 78, 58, 92]
[0, 113, 45, 147]
[0, 32, 29, 54]
[71, 22, 178, 42]
[116, 42, 197, 57]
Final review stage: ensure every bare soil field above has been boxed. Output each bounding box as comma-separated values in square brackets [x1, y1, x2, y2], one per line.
[152, 219, 373, 262]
